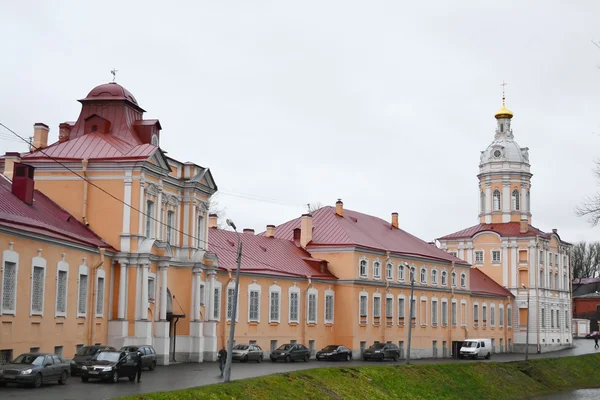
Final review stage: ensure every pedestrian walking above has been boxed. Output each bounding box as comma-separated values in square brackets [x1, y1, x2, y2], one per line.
[135, 350, 143, 382]
[594, 336, 599, 349]
[218, 346, 227, 377]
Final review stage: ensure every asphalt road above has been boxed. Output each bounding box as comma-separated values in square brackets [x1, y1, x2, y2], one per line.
[1, 339, 597, 400]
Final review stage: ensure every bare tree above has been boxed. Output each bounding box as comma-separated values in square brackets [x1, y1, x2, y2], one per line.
[307, 202, 324, 213]
[208, 194, 226, 228]
[572, 241, 600, 280]
[575, 161, 600, 226]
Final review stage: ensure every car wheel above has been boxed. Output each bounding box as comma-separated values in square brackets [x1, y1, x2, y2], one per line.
[111, 371, 119, 383]
[270, 358, 276, 363]
[363, 356, 368, 361]
[243, 355, 249, 363]
[70, 370, 77, 377]
[129, 374, 136, 382]
[149, 361, 156, 371]
[58, 370, 69, 385]
[257, 355, 262, 363]
[485, 353, 491, 360]
[393, 354, 399, 362]
[304, 354, 309, 362]
[380, 354, 385, 362]
[33, 373, 42, 388]
[285, 355, 291, 363]
[81, 376, 89, 383]
[346, 354, 351, 362]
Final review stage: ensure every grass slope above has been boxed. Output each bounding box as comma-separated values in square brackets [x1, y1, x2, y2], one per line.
[118, 354, 600, 400]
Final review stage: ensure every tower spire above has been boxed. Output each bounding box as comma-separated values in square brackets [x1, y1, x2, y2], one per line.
[500, 80, 508, 104]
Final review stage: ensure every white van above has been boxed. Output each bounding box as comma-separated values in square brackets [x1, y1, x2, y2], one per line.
[459, 339, 492, 360]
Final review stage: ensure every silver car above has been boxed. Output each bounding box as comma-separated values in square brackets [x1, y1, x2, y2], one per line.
[231, 344, 263, 363]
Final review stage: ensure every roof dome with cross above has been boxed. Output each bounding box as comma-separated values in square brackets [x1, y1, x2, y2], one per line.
[82, 82, 138, 105]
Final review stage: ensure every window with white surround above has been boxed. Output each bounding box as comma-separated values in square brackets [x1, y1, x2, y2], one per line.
[385, 295, 393, 320]
[248, 282, 261, 322]
[539, 270, 544, 288]
[490, 303, 495, 326]
[398, 296, 405, 324]
[359, 292, 368, 323]
[441, 270, 447, 286]
[30, 253, 46, 316]
[166, 211, 174, 244]
[482, 303, 488, 325]
[398, 264, 405, 282]
[145, 200, 154, 238]
[307, 288, 317, 324]
[449, 251, 457, 257]
[213, 282, 222, 320]
[431, 298, 438, 325]
[431, 269, 438, 285]
[565, 310, 569, 328]
[199, 283, 205, 305]
[77, 264, 89, 318]
[2, 247, 19, 315]
[325, 289, 334, 324]
[512, 190, 520, 210]
[460, 273, 466, 288]
[148, 275, 156, 303]
[475, 251, 484, 263]
[564, 274, 568, 291]
[499, 304, 504, 327]
[492, 250, 501, 263]
[55, 259, 68, 317]
[226, 284, 236, 321]
[410, 296, 416, 320]
[480, 191, 485, 213]
[359, 258, 368, 278]
[197, 214, 205, 249]
[409, 265, 416, 282]
[541, 308, 546, 328]
[373, 261, 381, 279]
[461, 300, 467, 326]
[386, 262, 393, 280]
[441, 300, 448, 326]
[373, 294, 381, 320]
[451, 300, 457, 326]
[420, 297, 428, 326]
[289, 285, 300, 323]
[95, 269, 105, 317]
[269, 284, 281, 323]
[493, 189, 501, 210]
[507, 305, 512, 327]
[451, 271, 456, 287]
[420, 267, 427, 284]
[555, 273, 559, 290]
[473, 303, 479, 324]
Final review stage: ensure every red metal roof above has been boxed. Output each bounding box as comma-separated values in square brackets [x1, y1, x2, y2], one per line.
[437, 222, 551, 240]
[269, 206, 468, 265]
[208, 228, 336, 279]
[470, 268, 514, 298]
[0, 175, 114, 250]
[83, 82, 139, 106]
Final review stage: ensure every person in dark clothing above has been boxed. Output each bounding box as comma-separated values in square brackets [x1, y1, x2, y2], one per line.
[594, 337, 599, 349]
[218, 346, 227, 377]
[135, 350, 143, 382]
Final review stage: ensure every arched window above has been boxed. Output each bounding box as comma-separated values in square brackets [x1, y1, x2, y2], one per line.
[359, 259, 368, 278]
[480, 191, 486, 213]
[410, 266, 416, 282]
[451, 271, 457, 287]
[373, 261, 381, 279]
[441, 271, 447, 286]
[386, 262, 393, 280]
[398, 264, 405, 282]
[431, 269, 438, 285]
[527, 191, 531, 212]
[512, 190, 520, 210]
[460, 273, 466, 288]
[420, 268, 427, 284]
[493, 190, 501, 211]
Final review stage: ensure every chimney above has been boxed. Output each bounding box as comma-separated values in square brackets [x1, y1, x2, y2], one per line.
[2, 152, 21, 180]
[58, 122, 72, 143]
[391, 212, 399, 229]
[335, 199, 344, 217]
[266, 224, 276, 238]
[31, 123, 49, 151]
[243, 228, 255, 235]
[520, 215, 528, 234]
[300, 213, 313, 248]
[208, 213, 218, 228]
[552, 228, 557, 234]
[11, 163, 35, 205]
[293, 228, 301, 244]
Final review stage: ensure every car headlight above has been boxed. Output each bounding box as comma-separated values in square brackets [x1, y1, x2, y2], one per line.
[82, 366, 88, 370]
[102, 367, 113, 372]
[71, 360, 76, 364]
[20, 369, 33, 375]
[374, 350, 380, 353]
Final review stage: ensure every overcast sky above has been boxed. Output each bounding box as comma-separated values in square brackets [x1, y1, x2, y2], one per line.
[1, 1, 600, 244]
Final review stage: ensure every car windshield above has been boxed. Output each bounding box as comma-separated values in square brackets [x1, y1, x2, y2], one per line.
[277, 344, 293, 351]
[92, 352, 120, 362]
[11, 354, 44, 365]
[233, 345, 249, 350]
[462, 341, 477, 348]
[76, 347, 100, 356]
[120, 347, 138, 352]
[369, 344, 385, 350]
[322, 346, 338, 352]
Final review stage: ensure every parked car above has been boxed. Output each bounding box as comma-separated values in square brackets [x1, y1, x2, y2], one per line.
[316, 345, 352, 361]
[80, 350, 138, 383]
[270, 343, 310, 362]
[231, 344, 264, 363]
[119, 345, 157, 370]
[70, 345, 115, 376]
[585, 331, 599, 339]
[459, 338, 492, 360]
[0, 353, 69, 388]
[362, 343, 400, 361]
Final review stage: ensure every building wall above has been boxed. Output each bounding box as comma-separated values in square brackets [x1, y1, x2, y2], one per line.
[0, 231, 111, 360]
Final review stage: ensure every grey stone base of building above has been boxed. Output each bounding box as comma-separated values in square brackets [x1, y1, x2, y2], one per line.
[512, 343, 574, 354]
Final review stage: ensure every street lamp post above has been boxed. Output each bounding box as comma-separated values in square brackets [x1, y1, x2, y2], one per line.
[522, 284, 530, 361]
[223, 219, 242, 383]
[406, 269, 415, 365]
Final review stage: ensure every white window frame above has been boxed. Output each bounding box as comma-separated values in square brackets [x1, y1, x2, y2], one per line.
[431, 268, 438, 285]
[226, 281, 240, 322]
[451, 271, 457, 287]
[145, 200, 154, 238]
[460, 272, 467, 288]
[359, 257, 368, 278]
[491, 250, 501, 263]
[490, 303, 495, 327]
[441, 299, 448, 326]
[55, 259, 69, 318]
[512, 189, 520, 210]
[30, 253, 47, 316]
[493, 189, 501, 210]
[248, 282, 261, 323]
[1, 247, 19, 316]
[474, 250, 484, 264]
[373, 259, 382, 280]
[482, 302, 488, 326]
[441, 270, 448, 286]
[94, 269, 106, 318]
[499, 304, 505, 327]
[386, 262, 393, 280]
[507, 305, 512, 328]
[398, 263, 405, 282]
[166, 210, 175, 245]
[269, 283, 281, 323]
[307, 287, 318, 324]
[460, 299, 467, 327]
[419, 296, 428, 326]
[409, 264, 416, 282]
[359, 292, 368, 323]
[76, 264, 89, 318]
[451, 299, 457, 326]
[324, 289, 334, 324]
[213, 281, 222, 321]
[385, 293, 394, 321]
[420, 267, 427, 284]
[397, 295, 405, 325]
[199, 281, 205, 305]
[288, 285, 300, 323]
[148, 272, 156, 303]
[197, 214, 205, 249]
[473, 302, 479, 325]
[431, 297, 438, 325]
[372, 293, 382, 322]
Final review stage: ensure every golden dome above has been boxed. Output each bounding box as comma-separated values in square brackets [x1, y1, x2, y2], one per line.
[495, 101, 513, 119]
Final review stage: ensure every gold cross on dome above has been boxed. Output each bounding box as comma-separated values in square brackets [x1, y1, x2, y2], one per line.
[500, 80, 508, 102]
[111, 68, 119, 82]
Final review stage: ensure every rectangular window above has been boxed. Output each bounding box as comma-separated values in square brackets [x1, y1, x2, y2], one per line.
[431, 300, 438, 324]
[449, 251, 457, 257]
[398, 298, 405, 321]
[308, 293, 317, 323]
[31, 266, 45, 314]
[0, 349, 13, 365]
[473, 304, 479, 323]
[213, 287, 220, 319]
[77, 274, 88, 316]
[519, 308, 527, 327]
[166, 211, 174, 244]
[482, 305, 487, 323]
[199, 284, 205, 305]
[270, 340, 277, 352]
[197, 215, 205, 248]
[249, 290, 260, 321]
[490, 306, 495, 326]
[325, 294, 334, 323]
[442, 301, 448, 326]
[145, 200, 154, 238]
[541, 308, 546, 328]
[507, 308, 512, 327]
[492, 250, 501, 263]
[289, 292, 299, 322]
[410, 299, 416, 319]
[461, 303, 466, 326]
[565, 310, 569, 328]
[475, 251, 484, 263]
[420, 300, 426, 324]
[386, 264, 393, 280]
[360, 295, 367, 318]
[386, 297, 393, 318]
[398, 265, 405, 281]
[56, 270, 67, 315]
[556, 310, 560, 328]
[227, 287, 235, 320]
[551, 309, 555, 328]
[539, 250, 544, 264]
[96, 276, 105, 316]
[500, 307, 504, 326]
[549, 252, 553, 265]
[76, 344, 84, 354]
[519, 250, 528, 263]
[54, 346, 63, 357]
[451, 302, 457, 326]
[148, 277, 155, 302]
[270, 291, 280, 322]
[373, 297, 381, 318]
[30, 347, 40, 353]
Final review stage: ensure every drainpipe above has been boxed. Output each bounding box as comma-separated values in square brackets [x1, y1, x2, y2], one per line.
[82, 159, 89, 226]
[88, 247, 105, 345]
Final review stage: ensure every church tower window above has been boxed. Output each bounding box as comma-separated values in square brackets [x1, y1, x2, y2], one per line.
[512, 190, 520, 211]
[493, 190, 501, 211]
[480, 191, 485, 213]
[527, 191, 531, 212]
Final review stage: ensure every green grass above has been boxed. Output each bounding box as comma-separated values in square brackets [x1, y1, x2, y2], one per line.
[117, 354, 600, 400]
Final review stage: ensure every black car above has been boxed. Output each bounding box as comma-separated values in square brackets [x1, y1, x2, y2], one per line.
[70, 345, 115, 376]
[0, 353, 70, 388]
[316, 345, 352, 361]
[270, 343, 310, 363]
[80, 350, 138, 383]
[362, 343, 400, 361]
[119, 345, 157, 370]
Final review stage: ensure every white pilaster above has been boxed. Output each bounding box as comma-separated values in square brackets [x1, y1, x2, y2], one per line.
[511, 242, 518, 289]
[141, 264, 149, 320]
[529, 242, 537, 289]
[502, 181, 511, 222]
[467, 244, 474, 264]
[193, 271, 202, 321]
[520, 183, 527, 217]
[160, 264, 168, 321]
[138, 175, 145, 236]
[485, 183, 492, 224]
[118, 262, 127, 319]
[502, 243, 509, 287]
[121, 171, 133, 252]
